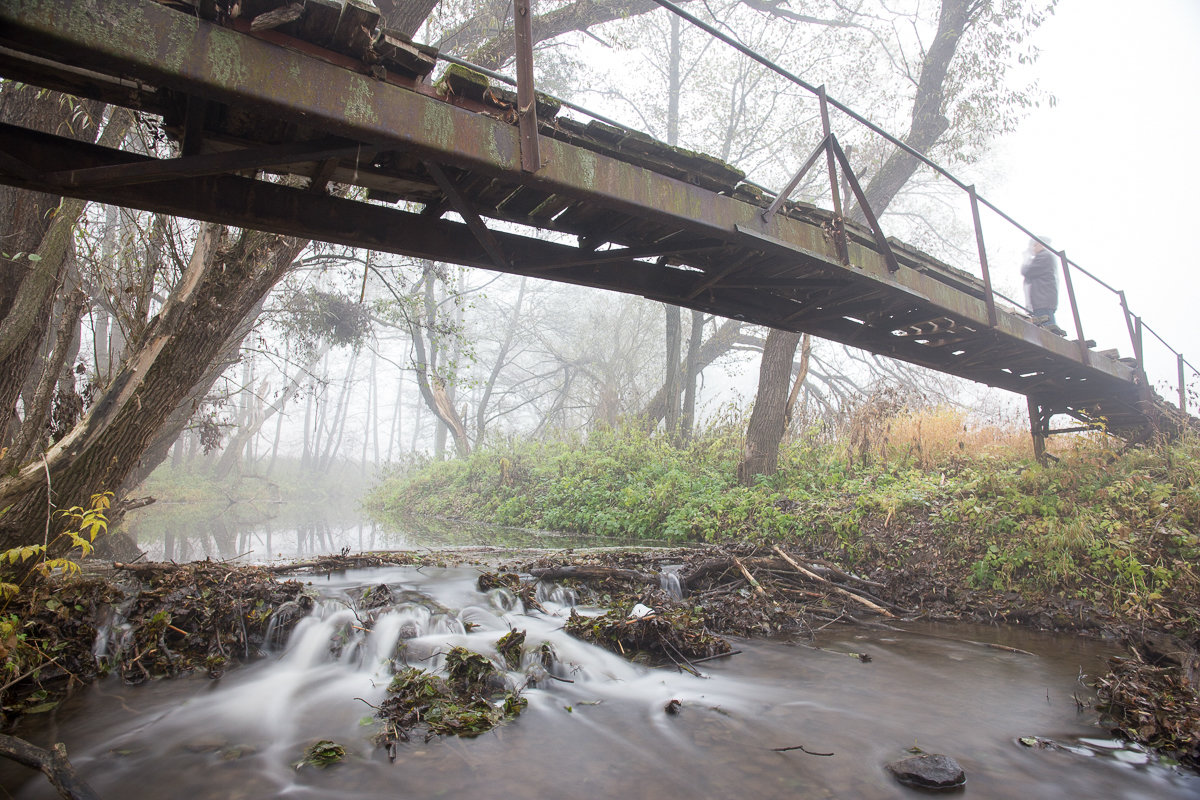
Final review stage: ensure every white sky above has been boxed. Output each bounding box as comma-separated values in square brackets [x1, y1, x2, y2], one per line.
[988, 0, 1200, 395]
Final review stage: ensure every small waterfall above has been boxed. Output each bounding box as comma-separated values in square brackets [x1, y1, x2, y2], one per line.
[659, 566, 684, 600]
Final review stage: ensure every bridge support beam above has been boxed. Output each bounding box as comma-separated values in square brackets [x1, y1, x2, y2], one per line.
[1027, 396, 1047, 463]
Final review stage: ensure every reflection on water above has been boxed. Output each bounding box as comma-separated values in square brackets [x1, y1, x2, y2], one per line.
[118, 502, 659, 562]
[5, 565, 1197, 800]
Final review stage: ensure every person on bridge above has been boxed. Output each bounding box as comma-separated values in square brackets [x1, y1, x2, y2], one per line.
[1021, 237, 1059, 328]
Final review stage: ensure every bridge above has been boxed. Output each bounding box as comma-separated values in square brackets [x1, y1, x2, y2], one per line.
[0, 0, 1194, 449]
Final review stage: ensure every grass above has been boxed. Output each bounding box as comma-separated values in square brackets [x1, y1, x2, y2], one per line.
[367, 408, 1200, 630]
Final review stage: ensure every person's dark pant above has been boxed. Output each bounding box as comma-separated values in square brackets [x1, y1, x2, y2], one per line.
[1033, 308, 1056, 325]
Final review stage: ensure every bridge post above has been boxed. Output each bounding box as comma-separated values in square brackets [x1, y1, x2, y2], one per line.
[1026, 396, 1047, 463]
[967, 186, 997, 327]
[818, 86, 847, 264]
[1180, 353, 1188, 414]
[514, 0, 540, 172]
[1057, 250, 1088, 365]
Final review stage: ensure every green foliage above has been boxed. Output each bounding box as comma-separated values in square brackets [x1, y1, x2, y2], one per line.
[0, 492, 112, 600]
[370, 424, 1200, 626]
[279, 288, 373, 359]
[298, 740, 346, 769]
[377, 647, 526, 743]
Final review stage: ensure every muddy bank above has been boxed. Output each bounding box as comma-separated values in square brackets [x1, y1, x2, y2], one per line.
[2, 542, 1197, 773]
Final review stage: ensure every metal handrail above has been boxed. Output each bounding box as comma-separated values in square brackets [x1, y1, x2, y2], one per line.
[644, 0, 1192, 414]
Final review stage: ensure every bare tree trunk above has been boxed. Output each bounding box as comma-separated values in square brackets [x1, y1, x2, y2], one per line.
[784, 333, 813, 427]
[854, 0, 977, 219]
[739, 329, 801, 484]
[476, 276, 527, 444]
[386, 371, 402, 462]
[742, 0, 980, 481]
[318, 350, 358, 473]
[214, 345, 329, 480]
[376, 0, 441, 36]
[0, 224, 308, 551]
[0, 88, 107, 445]
[301, 383, 315, 470]
[680, 309, 703, 441]
[411, 266, 470, 458]
[663, 304, 681, 439]
[639, 318, 745, 426]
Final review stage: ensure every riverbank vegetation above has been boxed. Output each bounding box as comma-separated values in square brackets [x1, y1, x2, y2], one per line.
[369, 407, 1200, 630]
[368, 406, 1200, 764]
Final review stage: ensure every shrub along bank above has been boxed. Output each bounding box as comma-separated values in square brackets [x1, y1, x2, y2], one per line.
[368, 421, 1200, 632]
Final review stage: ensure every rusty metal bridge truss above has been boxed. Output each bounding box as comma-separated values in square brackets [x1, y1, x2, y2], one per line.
[0, 0, 1194, 449]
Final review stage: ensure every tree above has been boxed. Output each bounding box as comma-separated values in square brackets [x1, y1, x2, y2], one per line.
[740, 0, 1055, 483]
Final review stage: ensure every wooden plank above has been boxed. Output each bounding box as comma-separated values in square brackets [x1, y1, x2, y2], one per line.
[331, 0, 378, 59]
[295, 0, 342, 48]
[250, 3, 305, 31]
[373, 28, 436, 77]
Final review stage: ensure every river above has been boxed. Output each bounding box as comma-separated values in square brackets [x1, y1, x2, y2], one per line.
[3, 510, 1196, 798]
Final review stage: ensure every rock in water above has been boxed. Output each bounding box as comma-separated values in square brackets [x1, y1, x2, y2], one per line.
[886, 754, 966, 791]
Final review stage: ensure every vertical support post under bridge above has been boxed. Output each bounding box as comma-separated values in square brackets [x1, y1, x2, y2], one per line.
[1027, 396, 1047, 464]
[514, 0, 540, 172]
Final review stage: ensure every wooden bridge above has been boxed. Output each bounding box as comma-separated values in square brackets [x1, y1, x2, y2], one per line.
[0, 0, 1191, 445]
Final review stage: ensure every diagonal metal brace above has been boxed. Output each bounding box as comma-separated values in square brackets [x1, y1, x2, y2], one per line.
[423, 160, 509, 270]
[761, 133, 831, 223]
[829, 136, 900, 274]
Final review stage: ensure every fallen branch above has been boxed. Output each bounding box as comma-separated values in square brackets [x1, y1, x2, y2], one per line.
[733, 555, 766, 595]
[0, 734, 100, 800]
[772, 546, 893, 617]
[772, 744, 835, 756]
[528, 565, 658, 584]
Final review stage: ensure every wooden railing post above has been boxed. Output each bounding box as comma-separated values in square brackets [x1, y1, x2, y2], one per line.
[967, 186, 997, 327]
[1057, 250, 1088, 364]
[514, 0, 540, 172]
[1179, 353, 1187, 414]
[818, 86, 847, 264]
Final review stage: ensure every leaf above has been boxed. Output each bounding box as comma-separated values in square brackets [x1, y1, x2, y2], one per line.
[24, 701, 60, 714]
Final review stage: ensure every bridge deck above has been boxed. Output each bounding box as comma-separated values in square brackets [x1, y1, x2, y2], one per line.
[0, 0, 1177, 436]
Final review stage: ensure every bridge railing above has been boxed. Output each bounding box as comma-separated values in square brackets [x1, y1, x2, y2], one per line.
[639, 0, 1197, 415]
[482, 0, 1196, 416]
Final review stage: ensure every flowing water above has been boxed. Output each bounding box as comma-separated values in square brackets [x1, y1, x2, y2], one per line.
[4, 554, 1197, 799]
[5, 508, 1198, 798]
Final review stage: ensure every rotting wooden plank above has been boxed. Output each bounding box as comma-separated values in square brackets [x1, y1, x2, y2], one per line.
[525, 192, 574, 222]
[497, 185, 555, 217]
[296, 0, 342, 48]
[251, 3, 305, 32]
[331, 0, 378, 60]
[374, 28, 436, 78]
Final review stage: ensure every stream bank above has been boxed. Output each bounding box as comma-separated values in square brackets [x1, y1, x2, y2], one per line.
[1, 536, 1197, 790]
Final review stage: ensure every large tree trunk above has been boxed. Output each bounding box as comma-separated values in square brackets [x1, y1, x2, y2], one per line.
[739, 329, 801, 484]
[680, 309, 704, 441]
[663, 304, 681, 439]
[854, 0, 976, 219]
[0, 89, 109, 443]
[0, 224, 307, 551]
[376, 0, 441, 36]
[742, 0, 979, 480]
